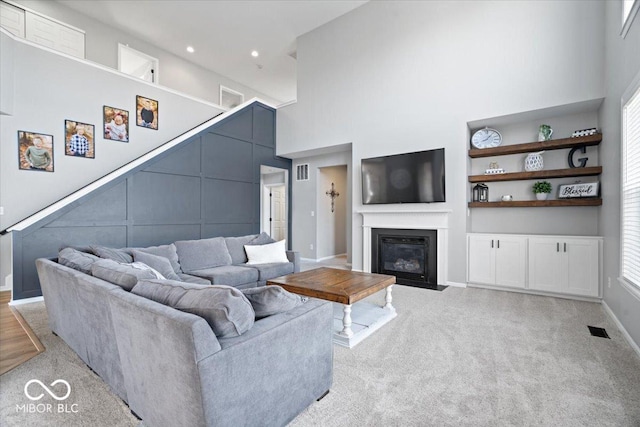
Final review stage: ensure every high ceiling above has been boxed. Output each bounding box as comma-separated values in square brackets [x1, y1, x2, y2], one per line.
[57, 0, 367, 102]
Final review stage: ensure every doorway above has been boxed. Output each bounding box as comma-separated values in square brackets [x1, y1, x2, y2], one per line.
[260, 166, 288, 241]
[317, 165, 348, 260]
[118, 43, 159, 83]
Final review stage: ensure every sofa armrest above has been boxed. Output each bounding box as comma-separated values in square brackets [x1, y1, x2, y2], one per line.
[196, 299, 333, 426]
[286, 250, 300, 273]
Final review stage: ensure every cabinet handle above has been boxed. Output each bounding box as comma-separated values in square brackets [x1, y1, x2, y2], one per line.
[564, 243, 566, 253]
[497, 240, 500, 249]
[557, 242, 559, 252]
[491, 240, 494, 248]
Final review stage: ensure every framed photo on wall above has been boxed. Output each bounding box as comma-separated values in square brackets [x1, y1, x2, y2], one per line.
[65, 120, 95, 158]
[136, 95, 158, 130]
[103, 106, 129, 142]
[18, 131, 54, 172]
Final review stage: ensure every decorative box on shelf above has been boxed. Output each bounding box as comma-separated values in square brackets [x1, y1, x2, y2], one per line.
[485, 168, 505, 175]
[571, 128, 597, 138]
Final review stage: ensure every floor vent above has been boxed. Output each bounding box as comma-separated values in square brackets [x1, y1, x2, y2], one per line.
[588, 326, 610, 339]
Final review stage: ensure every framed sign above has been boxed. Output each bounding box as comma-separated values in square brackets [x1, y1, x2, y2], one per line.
[557, 182, 600, 199]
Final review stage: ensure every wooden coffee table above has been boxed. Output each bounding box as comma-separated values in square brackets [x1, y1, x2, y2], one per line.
[267, 268, 397, 348]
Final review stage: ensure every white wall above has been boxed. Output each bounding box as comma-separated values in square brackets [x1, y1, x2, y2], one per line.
[600, 1, 640, 348]
[291, 150, 351, 260]
[278, 0, 605, 282]
[317, 165, 347, 259]
[0, 31, 225, 290]
[9, 0, 281, 105]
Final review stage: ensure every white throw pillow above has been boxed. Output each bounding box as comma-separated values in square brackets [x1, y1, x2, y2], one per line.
[244, 240, 289, 265]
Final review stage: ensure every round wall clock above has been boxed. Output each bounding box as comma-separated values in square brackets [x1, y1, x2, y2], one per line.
[471, 127, 502, 149]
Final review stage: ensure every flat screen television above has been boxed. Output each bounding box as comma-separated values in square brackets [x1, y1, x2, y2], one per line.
[361, 148, 445, 204]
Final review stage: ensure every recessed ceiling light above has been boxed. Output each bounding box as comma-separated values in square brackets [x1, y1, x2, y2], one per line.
[251, 50, 259, 58]
[187, 46, 195, 53]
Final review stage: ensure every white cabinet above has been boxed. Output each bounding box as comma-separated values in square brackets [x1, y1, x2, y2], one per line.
[528, 237, 600, 297]
[0, 2, 85, 59]
[468, 234, 526, 289]
[0, 1, 25, 37]
[25, 11, 84, 58]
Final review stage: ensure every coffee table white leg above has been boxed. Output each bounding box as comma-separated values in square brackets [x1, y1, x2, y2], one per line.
[384, 285, 396, 313]
[339, 304, 354, 338]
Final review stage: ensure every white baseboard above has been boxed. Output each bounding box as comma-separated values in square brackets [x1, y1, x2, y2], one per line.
[9, 296, 44, 306]
[316, 253, 347, 262]
[601, 300, 640, 359]
[446, 281, 467, 288]
[300, 257, 316, 262]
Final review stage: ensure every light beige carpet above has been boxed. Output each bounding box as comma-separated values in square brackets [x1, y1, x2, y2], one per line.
[1, 285, 639, 426]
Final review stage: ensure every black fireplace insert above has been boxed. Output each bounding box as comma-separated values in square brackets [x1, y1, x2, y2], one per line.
[371, 228, 439, 290]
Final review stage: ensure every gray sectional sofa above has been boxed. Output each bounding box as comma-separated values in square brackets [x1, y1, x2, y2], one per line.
[35, 233, 333, 427]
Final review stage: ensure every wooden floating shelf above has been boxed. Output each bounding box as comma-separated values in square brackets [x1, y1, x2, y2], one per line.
[468, 198, 602, 208]
[468, 166, 602, 183]
[468, 133, 602, 158]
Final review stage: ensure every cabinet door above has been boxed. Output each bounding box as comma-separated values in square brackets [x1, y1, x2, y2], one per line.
[468, 235, 495, 285]
[528, 238, 564, 292]
[0, 2, 25, 37]
[565, 239, 599, 297]
[495, 236, 526, 288]
[25, 12, 85, 59]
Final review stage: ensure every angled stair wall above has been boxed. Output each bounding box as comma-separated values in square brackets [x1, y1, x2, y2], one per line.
[11, 102, 291, 300]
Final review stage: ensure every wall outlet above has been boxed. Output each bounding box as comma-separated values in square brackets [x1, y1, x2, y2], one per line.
[608, 277, 611, 288]
[0, 206, 4, 215]
[311, 211, 315, 217]
[310, 244, 313, 250]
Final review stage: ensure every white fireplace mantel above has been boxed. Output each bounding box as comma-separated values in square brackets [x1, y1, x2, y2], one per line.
[359, 210, 451, 285]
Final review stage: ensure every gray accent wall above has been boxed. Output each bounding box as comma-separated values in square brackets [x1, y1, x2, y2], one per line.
[11, 102, 290, 300]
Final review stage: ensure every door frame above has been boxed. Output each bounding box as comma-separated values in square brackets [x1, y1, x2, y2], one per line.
[117, 43, 159, 84]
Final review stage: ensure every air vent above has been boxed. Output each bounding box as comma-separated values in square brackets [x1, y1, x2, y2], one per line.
[588, 326, 610, 339]
[296, 164, 309, 181]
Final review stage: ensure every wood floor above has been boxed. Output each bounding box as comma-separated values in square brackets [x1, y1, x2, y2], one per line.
[0, 291, 44, 375]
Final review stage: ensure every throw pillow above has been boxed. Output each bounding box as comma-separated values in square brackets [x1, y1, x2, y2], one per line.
[245, 240, 289, 265]
[91, 259, 163, 291]
[58, 247, 101, 274]
[91, 245, 134, 264]
[138, 244, 182, 274]
[132, 279, 255, 337]
[174, 237, 232, 273]
[224, 234, 258, 264]
[247, 232, 276, 246]
[132, 250, 181, 281]
[242, 285, 304, 319]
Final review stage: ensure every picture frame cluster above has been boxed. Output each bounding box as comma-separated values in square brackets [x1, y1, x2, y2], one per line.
[18, 95, 159, 173]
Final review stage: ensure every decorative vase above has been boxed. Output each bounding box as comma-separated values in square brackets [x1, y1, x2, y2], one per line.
[525, 151, 544, 171]
[538, 124, 553, 141]
[536, 193, 548, 201]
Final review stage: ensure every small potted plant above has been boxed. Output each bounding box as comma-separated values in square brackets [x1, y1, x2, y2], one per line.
[532, 181, 552, 200]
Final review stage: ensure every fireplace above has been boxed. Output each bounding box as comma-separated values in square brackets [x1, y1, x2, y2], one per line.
[371, 228, 438, 289]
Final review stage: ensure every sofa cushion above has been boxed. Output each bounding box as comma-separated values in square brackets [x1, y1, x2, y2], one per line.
[245, 262, 294, 281]
[132, 250, 181, 281]
[189, 265, 259, 287]
[58, 247, 101, 274]
[174, 237, 232, 272]
[131, 279, 254, 337]
[137, 244, 181, 274]
[177, 273, 212, 285]
[224, 234, 258, 264]
[91, 259, 163, 291]
[242, 285, 304, 319]
[248, 231, 276, 246]
[245, 240, 289, 265]
[91, 246, 134, 264]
